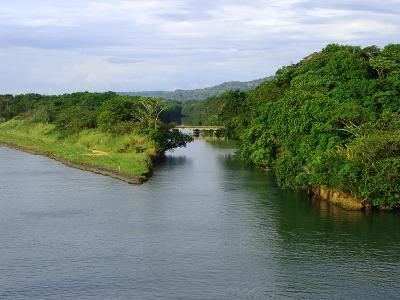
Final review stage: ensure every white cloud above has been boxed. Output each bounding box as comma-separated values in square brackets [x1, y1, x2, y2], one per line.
[0, 0, 399, 93]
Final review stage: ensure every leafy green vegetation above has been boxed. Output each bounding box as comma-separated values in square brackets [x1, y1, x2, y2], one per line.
[2, 44, 399, 206]
[186, 44, 400, 208]
[0, 92, 192, 178]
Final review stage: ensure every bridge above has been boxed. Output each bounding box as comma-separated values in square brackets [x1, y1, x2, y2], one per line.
[174, 125, 224, 136]
[174, 125, 224, 131]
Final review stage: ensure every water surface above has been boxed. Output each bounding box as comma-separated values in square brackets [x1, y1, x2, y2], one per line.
[1, 140, 400, 299]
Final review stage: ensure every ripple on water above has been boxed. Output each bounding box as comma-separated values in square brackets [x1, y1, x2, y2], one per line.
[1, 143, 400, 299]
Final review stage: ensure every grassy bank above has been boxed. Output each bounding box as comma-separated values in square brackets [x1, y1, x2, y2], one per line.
[0, 119, 157, 183]
[0, 92, 192, 183]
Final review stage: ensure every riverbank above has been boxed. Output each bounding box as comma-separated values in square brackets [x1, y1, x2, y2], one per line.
[0, 142, 150, 184]
[311, 187, 372, 211]
[0, 120, 157, 184]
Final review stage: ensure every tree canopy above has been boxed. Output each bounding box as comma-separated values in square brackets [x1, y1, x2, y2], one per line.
[184, 44, 400, 208]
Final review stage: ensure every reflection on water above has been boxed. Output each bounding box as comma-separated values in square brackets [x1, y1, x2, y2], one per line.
[159, 155, 190, 170]
[1, 141, 400, 299]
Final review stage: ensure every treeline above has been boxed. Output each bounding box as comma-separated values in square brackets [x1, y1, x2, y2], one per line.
[187, 44, 400, 208]
[180, 90, 247, 130]
[120, 77, 272, 101]
[0, 92, 191, 153]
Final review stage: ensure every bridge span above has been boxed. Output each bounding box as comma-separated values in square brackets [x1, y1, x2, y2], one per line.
[174, 125, 224, 136]
[174, 125, 224, 131]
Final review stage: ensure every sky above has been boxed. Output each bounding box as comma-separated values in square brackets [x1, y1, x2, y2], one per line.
[0, 0, 399, 94]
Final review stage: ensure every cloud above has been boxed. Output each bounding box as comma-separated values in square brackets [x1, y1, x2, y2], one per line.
[0, 0, 399, 93]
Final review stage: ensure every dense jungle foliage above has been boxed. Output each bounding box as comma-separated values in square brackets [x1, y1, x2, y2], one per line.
[187, 44, 400, 208]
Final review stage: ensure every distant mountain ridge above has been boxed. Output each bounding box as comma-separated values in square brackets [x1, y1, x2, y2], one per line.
[119, 76, 273, 101]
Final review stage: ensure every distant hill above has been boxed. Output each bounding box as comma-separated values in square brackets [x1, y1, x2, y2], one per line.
[119, 76, 273, 101]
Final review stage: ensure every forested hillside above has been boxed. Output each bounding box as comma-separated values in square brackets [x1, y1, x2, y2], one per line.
[120, 77, 272, 101]
[187, 44, 400, 208]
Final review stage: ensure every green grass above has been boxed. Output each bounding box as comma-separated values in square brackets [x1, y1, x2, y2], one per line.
[0, 119, 157, 176]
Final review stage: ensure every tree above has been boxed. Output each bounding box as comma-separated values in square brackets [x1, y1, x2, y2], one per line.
[218, 43, 400, 208]
[97, 96, 138, 132]
[138, 97, 170, 129]
[148, 124, 193, 153]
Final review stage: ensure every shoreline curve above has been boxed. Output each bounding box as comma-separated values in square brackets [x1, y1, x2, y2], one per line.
[0, 142, 149, 185]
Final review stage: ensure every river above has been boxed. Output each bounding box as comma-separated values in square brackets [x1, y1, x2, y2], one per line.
[1, 140, 400, 299]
